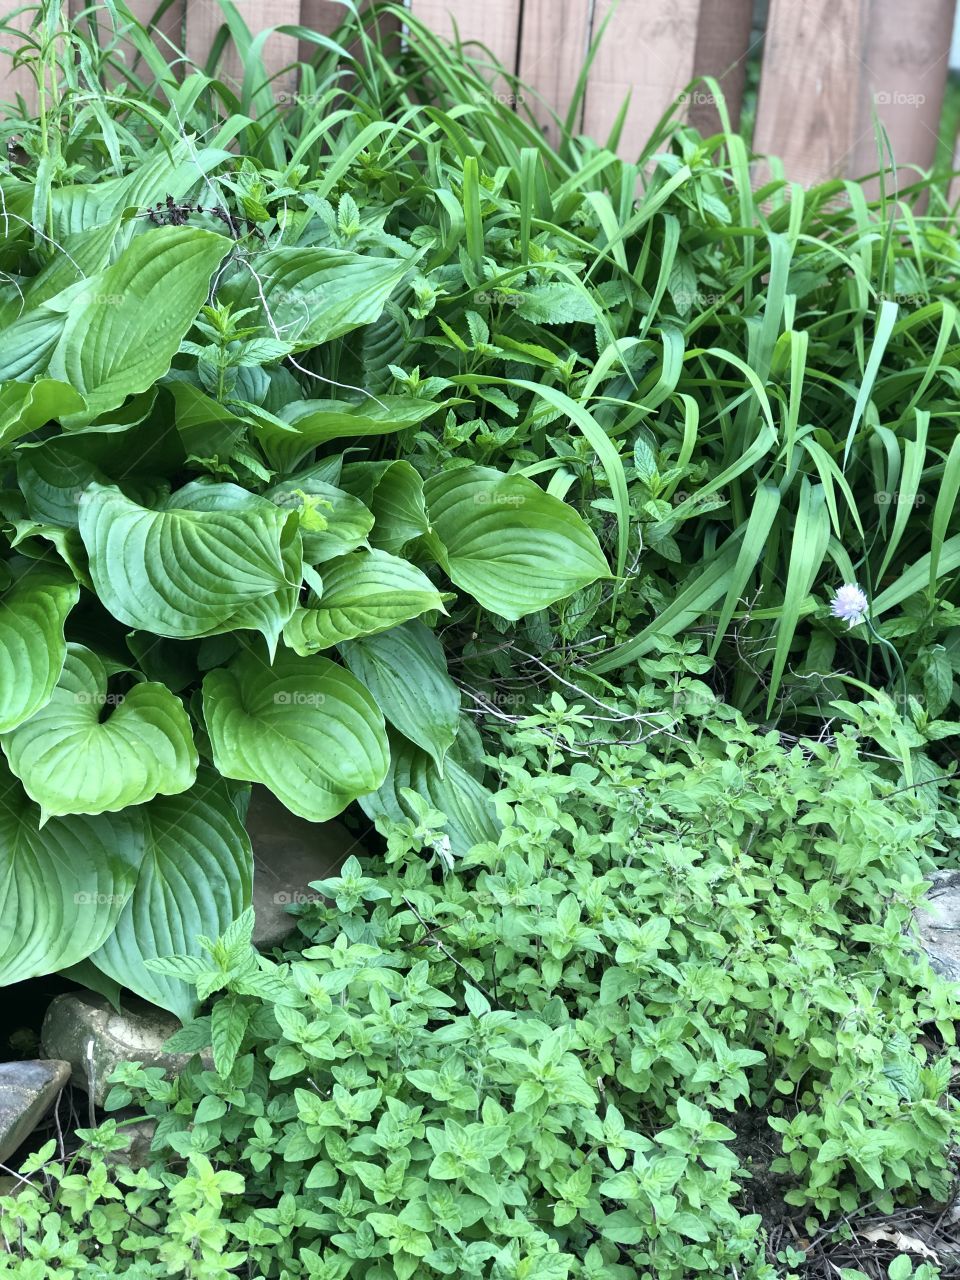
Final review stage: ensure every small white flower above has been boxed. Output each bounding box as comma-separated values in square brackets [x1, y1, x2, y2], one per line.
[829, 583, 869, 628]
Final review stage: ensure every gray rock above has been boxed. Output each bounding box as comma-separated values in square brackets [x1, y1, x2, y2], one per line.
[104, 1117, 158, 1169]
[915, 871, 960, 982]
[41, 994, 188, 1107]
[247, 784, 364, 949]
[0, 1059, 70, 1164]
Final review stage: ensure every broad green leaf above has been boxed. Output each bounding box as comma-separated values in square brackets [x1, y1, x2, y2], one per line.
[367, 461, 432, 555]
[284, 550, 447, 653]
[252, 397, 443, 469]
[0, 380, 86, 451]
[359, 734, 500, 858]
[47, 226, 231, 422]
[17, 441, 108, 528]
[79, 482, 299, 640]
[202, 648, 389, 821]
[0, 761, 146, 985]
[340, 622, 460, 771]
[423, 466, 610, 619]
[265, 476, 374, 563]
[0, 310, 66, 381]
[2, 644, 197, 819]
[226, 246, 413, 349]
[0, 563, 79, 731]
[90, 770, 253, 1020]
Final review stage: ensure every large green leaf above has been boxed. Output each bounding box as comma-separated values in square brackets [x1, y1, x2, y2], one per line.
[2, 644, 197, 819]
[0, 563, 79, 732]
[340, 622, 460, 772]
[46, 226, 231, 422]
[79, 482, 299, 640]
[0, 764, 146, 985]
[423, 466, 610, 619]
[265, 476, 374, 564]
[202, 648, 389, 821]
[283, 550, 447, 653]
[227, 246, 413, 349]
[251, 397, 443, 471]
[17, 442, 108, 528]
[90, 771, 253, 1020]
[358, 733, 500, 858]
[0, 380, 86, 452]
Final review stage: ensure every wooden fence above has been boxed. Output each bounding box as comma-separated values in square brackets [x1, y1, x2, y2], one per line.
[1, 0, 958, 188]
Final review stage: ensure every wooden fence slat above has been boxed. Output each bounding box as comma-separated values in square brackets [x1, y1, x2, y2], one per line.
[850, 0, 954, 186]
[407, 0, 522, 77]
[185, 0, 301, 99]
[70, 0, 186, 87]
[581, 0, 701, 162]
[0, 7, 40, 114]
[517, 0, 591, 146]
[689, 0, 754, 136]
[753, 0, 866, 186]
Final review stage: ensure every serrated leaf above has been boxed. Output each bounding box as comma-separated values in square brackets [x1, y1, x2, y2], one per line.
[212, 996, 251, 1075]
[90, 770, 253, 1020]
[423, 466, 610, 620]
[340, 622, 460, 771]
[1, 643, 197, 818]
[284, 550, 447, 653]
[202, 647, 389, 822]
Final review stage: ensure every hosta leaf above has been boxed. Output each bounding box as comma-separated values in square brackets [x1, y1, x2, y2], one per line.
[368, 461, 431, 555]
[226, 246, 412, 348]
[1, 644, 197, 819]
[424, 466, 610, 619]
[17, 441, 108, 528]
[0, 379, 86, 452]
[46, 226, 231, 422]
[283, 550, 447, 653]
[90, 770, 253, 1020]
[0, 762, 146, 985]
[0, 563, 79, 731]
[252, 397, 442, 469]
[265, 476, 374, 563]
[0, 310, 66, 381]
[202, 648, 389, 822]
[341, 622, 460, 771]
[79, 482, 299, 640]
[359, 734, 500, 858]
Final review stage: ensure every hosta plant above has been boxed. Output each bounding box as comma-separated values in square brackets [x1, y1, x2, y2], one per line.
[0, 140, 609, 1015]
